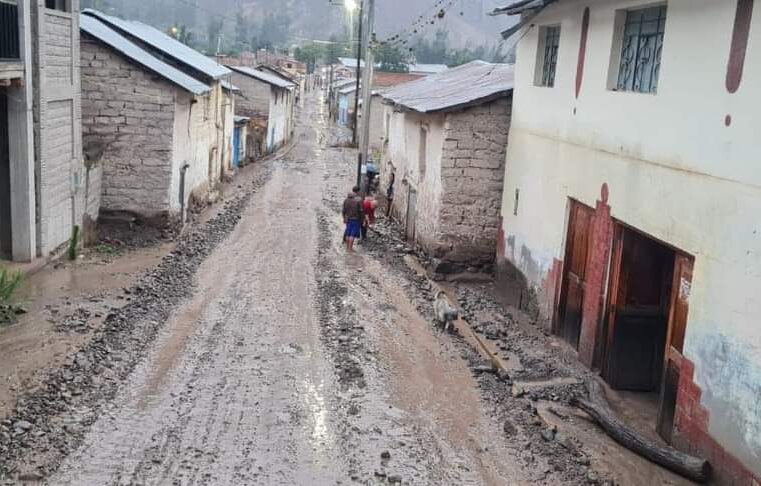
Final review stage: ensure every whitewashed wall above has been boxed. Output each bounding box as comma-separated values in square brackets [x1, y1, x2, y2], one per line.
[500, 0, 761, 474]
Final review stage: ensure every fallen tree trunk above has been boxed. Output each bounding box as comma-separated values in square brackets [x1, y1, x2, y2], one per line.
[572, 380, 711, 483]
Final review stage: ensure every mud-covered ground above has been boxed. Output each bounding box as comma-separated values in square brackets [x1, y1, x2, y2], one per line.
[0, 93, 695, 485]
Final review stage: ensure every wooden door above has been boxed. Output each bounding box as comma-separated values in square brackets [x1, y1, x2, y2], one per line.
[656, 254, 693, 442]
[604, 228, 674, 391]
[405, 188, 417, 242]
[556, 201, 594, 349]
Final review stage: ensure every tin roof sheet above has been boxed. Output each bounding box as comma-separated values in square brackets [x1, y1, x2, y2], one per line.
[83, 9, 231, 80]
[227, 65, 296, 89]
[221, 80, 239, 92]
[382, 61, 513, 113]
[408, 63, 449, 74]
[491, 0, 555, 15]
[80, 15, 210, 95]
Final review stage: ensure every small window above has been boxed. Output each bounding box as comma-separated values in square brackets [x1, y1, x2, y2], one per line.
[45, 0, 69, 11]
[535, 25, 560, 87]
[614, 5, 667, 93]
[418, 124, 427, 179]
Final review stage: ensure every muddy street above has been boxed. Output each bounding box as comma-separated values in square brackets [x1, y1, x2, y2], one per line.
[0, 94, 522, 485]
[0, 93, 697, 486]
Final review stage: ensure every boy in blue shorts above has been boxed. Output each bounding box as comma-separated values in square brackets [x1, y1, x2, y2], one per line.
[342, 186, 363, 252]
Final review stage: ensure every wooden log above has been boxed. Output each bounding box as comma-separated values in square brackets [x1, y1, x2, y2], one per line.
[571, 380, 711, 483]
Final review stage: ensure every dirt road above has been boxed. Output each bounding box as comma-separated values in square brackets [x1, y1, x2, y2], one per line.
[21, 94, 528, 485]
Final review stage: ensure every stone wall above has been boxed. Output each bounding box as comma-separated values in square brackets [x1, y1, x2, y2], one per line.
[230, 71, 270, 119]
[80, 36, 177, 220]
[438, 96, 511, 266]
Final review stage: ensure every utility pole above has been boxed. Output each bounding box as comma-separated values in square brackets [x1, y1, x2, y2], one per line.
[356, 0, 375, 187]
[351, 0, 363, 146]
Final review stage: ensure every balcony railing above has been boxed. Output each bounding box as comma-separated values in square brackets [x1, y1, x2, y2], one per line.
[0, 1, 20, 61]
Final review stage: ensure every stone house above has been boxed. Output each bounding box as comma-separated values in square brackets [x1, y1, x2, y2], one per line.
[227, 65, 295, 153]
[82, 10, 233, 199]
[1, 0, 97, 262]
[79, 13, 222, 225]
[380, 61, 514, 271]
[493, 1, 761, 483]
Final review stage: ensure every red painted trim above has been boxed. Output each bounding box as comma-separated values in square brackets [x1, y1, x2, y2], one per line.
[575, 7, 590, 99]
[726, 0, 754, 94]
[674, 357, 761, 484]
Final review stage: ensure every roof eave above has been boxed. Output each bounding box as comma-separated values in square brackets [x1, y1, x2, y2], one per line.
[384, 89, 513, 115]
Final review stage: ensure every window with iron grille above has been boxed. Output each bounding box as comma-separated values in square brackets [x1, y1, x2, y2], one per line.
[616, 5, 667, 93]
[537, 25, 560, 87]
[0, 0, 20, 60]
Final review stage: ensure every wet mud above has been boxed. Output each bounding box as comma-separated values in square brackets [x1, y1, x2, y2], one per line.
[0, 92, 695, 485]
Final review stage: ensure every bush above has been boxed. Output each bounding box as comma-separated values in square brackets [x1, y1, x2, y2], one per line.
[0, 267, 22, 305]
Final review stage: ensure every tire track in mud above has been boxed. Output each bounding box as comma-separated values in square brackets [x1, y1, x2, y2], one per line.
[0, 165, 274, 480]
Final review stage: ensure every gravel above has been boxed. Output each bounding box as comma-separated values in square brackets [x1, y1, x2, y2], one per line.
[0, 166, 272, 480]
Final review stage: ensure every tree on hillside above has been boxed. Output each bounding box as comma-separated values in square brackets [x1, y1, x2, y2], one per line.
[375, 44, 408, 73]
[235, 12, 250, 53]
[207, 18, 225, 54]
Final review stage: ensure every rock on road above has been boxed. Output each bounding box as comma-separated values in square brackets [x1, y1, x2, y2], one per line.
[45, 94, 529, 485]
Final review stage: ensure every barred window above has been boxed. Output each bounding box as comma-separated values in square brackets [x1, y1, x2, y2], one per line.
[537, 25, 561, 87]
[616, 5, 667, 93]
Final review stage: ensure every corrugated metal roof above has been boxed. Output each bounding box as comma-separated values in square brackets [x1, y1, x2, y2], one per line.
[339, 84, 358, 95]
[338, 57, 365, 69]
[227, 65, 295, 89]
[382, 61, 513, 113]
[491, 0, 555, 15]
[234, 115, 249, 123]
[491, 0, 557, 39]
[332, 78, 356, 90]
[80, 15, 210, 96]
[408, 63, 449, 74]
[221, 80, 239, 92]
[82, 9, 231, 80]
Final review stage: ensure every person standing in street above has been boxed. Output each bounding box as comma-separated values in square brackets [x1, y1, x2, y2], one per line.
[342, 186, 363, 252]
[361, 194, 377, 240]
[386, 171, 395, 218]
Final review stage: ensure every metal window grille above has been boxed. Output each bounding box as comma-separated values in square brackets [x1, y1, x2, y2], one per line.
[541, 26, 560, 87]
[0, 1, 20, 60]
[616, 6, 667, 93]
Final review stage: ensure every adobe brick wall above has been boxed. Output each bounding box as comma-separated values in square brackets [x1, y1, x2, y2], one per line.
[80, 36, 177, 219]
[230, 71, 270, 119]
[438, 96, 511, 266]
[674, 357, 761, 486]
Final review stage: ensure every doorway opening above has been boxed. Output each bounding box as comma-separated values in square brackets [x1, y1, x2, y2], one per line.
[0, 88, 12, 259]
[602, 223, 693, 443]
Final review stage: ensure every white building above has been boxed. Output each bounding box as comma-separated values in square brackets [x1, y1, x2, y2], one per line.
[1, 0, 96, 261]
[493, 1, 761, 483]
[227, 66, 296, 153]
[381, 61, 513, 270]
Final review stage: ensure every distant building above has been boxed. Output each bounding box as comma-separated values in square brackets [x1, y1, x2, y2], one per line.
[493, 1, 761, 483]
[408, 63, 448, 75]
[1, 0, 97, 261]
[337, 84, 357, 127]
[381, 61, 513, 270]
[227, 66, 296, 153]
[80, 10, 233, 225]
